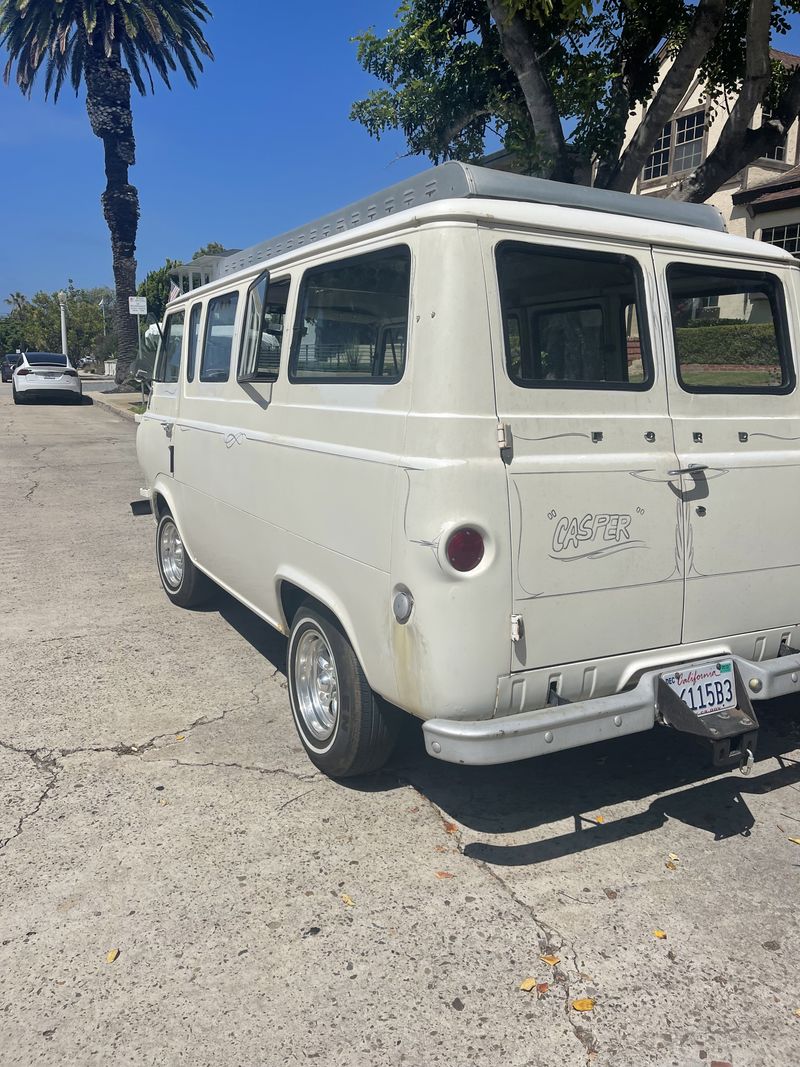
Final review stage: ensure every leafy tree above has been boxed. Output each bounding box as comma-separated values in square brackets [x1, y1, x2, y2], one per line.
[0, 1, 214, 385]
[0, 282, 115, 362]
[193, 242, 226, 258]
[351, 0, 800, 201]
[138, 258, 181, 322]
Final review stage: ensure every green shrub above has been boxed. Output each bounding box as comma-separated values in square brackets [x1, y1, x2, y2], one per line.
[674, 322, 779, 365]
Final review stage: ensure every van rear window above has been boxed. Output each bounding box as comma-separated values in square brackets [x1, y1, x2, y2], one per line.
[289, 247, 410, 382]
[496, 242, 651, 390]
[666, 264, 793, 393]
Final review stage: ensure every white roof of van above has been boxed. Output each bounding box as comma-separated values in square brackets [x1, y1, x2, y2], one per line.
[218, 162, 729, 280]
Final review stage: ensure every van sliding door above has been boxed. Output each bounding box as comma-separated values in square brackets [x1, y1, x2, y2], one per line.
[483, 230, 683, 672]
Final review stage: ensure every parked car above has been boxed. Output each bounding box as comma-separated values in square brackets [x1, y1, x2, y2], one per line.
[12, 352, 83, 404]
[1, 353, 22, 382]
[136, 161, 799, 780]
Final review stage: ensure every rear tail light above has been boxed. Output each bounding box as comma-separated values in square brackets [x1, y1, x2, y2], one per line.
[16, 367, 31, 375]
[445, 527, 485, 572]
[64, 369, 78, 377]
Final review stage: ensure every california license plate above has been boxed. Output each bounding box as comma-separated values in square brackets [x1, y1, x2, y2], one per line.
[42, 373, 58, 379]
[661, 659, 736, 716]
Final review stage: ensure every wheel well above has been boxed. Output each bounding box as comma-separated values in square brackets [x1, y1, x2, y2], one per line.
[152, 492, 169, 521]
[279, 580, 311, 630]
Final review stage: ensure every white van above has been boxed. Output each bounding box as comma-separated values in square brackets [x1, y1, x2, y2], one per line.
[136, 162, 800, 778]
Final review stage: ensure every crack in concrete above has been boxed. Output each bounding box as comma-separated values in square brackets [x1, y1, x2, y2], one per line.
[23, 480, 39, 503]
[0, 748, 60, 854]
[395, 771, 597, 1062]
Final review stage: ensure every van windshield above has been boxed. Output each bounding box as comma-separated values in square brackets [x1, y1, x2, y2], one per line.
[496, 242, 650, 390]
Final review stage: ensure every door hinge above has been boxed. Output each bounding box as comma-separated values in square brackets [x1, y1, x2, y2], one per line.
[497, 420, 512, 459]
[511, 614, 523, 643]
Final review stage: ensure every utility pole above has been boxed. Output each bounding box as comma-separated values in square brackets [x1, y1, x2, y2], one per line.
[57, 291, 68, 357]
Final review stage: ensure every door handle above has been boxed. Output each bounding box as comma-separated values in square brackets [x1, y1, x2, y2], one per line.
[667, 464, 708, 477]
[160, 421, 173, 440]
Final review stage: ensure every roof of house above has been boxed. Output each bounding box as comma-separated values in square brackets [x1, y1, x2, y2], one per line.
[733, 164, 800, 212]
[770, 47, 800, 68]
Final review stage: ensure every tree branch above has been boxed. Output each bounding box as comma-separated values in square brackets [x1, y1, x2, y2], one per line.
[603, 0, 727, 193]
[485, 0, 575, 182]
[670, 0, 780, 202]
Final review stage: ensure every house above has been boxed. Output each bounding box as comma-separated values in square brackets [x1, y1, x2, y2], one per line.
[625, 47, 800, 256]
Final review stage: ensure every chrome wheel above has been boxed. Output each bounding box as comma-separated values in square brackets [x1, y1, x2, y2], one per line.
[159, 519, 184, 589]
[293, 628, 340, 743]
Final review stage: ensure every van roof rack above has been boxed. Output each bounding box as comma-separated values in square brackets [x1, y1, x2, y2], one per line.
[219, 161, 725, 278]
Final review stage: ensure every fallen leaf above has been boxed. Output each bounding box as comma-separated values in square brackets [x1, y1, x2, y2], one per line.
[340, 894, 355, 907]
[435, 871, 455, 879]
[788, 837, 800, 846]
[158, 798, 167, 807]
[536, 982, 550, 997]
[652, 929, 667, 940]
[572, 997, 595, 1012]
[792, 1007, 800, 1017]
[665, 861, 677, 871]
[594, 815, 605, 824]
[602, 888, 617, 900]
[540, 954, 560, 966]
[175, 734, 185, 742]
[668, 852, 679, 861]
[519, 977, 537, 992]
[443, 821, 458, 834]
[105, 948, 119, 964]
[434, 845, 449, 853]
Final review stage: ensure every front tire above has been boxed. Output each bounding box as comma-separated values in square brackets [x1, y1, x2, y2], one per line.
[155, 510, 213, 608]
[288, 604, 400, 778]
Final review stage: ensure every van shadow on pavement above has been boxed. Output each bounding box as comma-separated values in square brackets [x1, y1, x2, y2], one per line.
[213, 588, 800, 865]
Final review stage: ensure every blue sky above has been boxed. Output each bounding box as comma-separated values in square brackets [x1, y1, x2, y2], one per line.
[0, 1, 423, 299]
[1, 3, 800, 301]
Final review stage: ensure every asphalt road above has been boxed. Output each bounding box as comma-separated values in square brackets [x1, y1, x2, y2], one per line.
[1, 384, 800, 1067]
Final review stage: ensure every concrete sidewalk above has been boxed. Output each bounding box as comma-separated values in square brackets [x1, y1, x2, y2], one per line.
[90, 390, 142, 422]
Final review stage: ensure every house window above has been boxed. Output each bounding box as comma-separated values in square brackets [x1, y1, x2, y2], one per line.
[672, 111, 705, 172]
[762, 224, 800, 257]
[761, 107, 787, 162]
[642, 110, 705, 182]
[643, 123, 671, 181]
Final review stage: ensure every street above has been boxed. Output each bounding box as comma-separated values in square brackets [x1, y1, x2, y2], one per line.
[1, 385, 799, 1067]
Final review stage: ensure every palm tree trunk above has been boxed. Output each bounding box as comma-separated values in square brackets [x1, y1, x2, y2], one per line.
[83, 38, 139, 387]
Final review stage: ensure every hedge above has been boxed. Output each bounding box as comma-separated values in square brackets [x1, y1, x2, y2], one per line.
[674, 322, 780, 366]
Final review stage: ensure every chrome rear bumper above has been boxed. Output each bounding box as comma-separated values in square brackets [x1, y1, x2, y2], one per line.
[422, 651, 800, 766]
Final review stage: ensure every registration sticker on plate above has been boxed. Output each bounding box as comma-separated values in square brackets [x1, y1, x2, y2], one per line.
[661, 659, 736, 716]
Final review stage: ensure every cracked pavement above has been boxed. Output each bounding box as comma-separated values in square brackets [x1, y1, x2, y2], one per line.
[1, 387, 800, 1067]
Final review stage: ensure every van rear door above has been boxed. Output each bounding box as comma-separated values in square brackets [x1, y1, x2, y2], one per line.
[653, 249, 800, 645]
[484, 230, 684, 673]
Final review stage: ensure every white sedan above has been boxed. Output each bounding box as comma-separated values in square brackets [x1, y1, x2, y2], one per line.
[12, 352, 83, 404]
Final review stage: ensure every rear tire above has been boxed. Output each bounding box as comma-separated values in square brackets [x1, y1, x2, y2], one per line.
[155, 510, 213, 608]
[288, 603, 400, 778]
[12, 386, 22, 404]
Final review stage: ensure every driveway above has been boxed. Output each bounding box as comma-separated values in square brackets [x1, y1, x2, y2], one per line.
[1, 385, 799, 1067]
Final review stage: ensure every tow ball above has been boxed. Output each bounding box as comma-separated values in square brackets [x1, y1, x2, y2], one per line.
[656, 663, 758, 776]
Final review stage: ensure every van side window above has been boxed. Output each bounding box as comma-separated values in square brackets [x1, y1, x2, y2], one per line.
[200, 291, 239, 383]
[238, 276, 290, 381]
[496, 242, 652, 390]
[289, 246, 410, 382]
[666, 264, 793, 393]
[187, 303, 202, 383]
[155, 310, 184, 383]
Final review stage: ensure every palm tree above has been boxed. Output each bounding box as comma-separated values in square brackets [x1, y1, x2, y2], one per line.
[0, 1, 213, 386]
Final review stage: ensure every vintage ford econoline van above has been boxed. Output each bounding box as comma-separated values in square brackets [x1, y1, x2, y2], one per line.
[136, 162, 800, 778]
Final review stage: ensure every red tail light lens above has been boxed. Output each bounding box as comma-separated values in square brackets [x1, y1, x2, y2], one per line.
[445, 527, 485, 572]
[63, 369, 78, 377]
[16, 367, 31, 375]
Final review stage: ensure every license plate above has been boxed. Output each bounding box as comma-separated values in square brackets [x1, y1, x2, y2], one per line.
[661, 659, 736, 716]
[42, 373, 59, 379]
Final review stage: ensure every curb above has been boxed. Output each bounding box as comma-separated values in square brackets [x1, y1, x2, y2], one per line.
[91, 392, 139, 424]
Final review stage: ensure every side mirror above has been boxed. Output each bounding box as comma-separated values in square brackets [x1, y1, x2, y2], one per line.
[135, 369, 152, 394]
